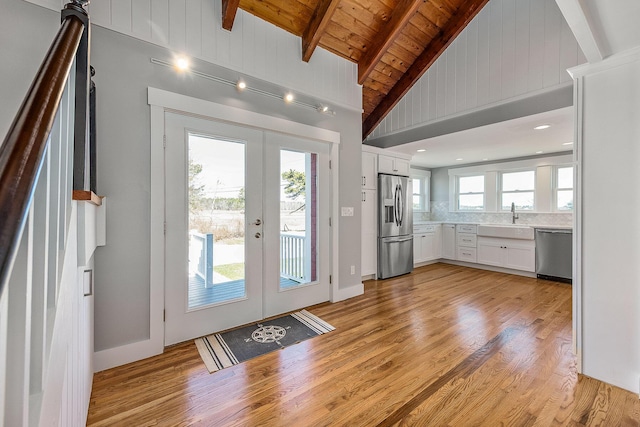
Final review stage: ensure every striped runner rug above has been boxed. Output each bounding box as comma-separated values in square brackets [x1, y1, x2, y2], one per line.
[195, 309, 335, 373]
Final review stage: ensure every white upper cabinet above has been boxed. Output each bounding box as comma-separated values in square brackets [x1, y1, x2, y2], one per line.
[378, 155, 410, 176]
[362, 152, 377, 189]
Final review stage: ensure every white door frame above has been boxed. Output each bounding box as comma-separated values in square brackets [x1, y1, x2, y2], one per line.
[145, 87, 341, 358]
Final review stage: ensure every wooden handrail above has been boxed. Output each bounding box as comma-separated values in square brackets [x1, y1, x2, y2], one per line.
[0, 15, 85, 293]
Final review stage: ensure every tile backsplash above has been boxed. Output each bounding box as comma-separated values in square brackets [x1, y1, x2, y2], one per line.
[419, 201, 573, 227]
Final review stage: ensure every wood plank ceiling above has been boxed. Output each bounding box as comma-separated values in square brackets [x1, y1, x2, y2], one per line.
[222, 0, 489, 140]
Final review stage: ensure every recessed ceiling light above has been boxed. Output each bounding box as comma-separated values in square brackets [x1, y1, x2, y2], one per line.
[534, 124, 551, 130]
[237, 80, 247, 90]
[175, 57, 189, 71]
[536, 151, 544, 154]
[562, 142, 574, 146]
[456, 158, 463, 161]
[417, 149, 426, 152]
[482, 158, 488, 161]
[284, 93, 294, 103]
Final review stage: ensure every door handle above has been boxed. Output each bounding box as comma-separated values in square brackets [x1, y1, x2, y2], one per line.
[394, 185, 398, 226]
[397, 183, 403, 226]
[253, 219, 262, 226]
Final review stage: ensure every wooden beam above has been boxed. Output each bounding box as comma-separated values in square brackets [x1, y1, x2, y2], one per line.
[357, 0, 424, 85]
[362, 0, 490, 139]
[222, 0, 240, 31]
[302, 0, 341, 62]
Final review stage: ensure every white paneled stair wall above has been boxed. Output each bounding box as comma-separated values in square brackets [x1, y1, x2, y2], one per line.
[24, 0, 362, 112]
[369, 0, 587, 139]
[0, 71, 103, 426]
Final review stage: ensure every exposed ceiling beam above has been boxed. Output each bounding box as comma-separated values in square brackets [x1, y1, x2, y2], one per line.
[362, 0, 490, 139]
[357, 0, 424, 85]
[554, 0, 605, 62]
[302, 0, 341, 62]
[222, 0, 241, 31]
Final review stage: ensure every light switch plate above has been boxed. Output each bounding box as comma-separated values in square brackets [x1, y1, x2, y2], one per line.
[341, 207, 354, 217]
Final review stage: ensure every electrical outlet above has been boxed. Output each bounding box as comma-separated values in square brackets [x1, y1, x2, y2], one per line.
[350, 265, 355, 275]
[341, 207, 354, 217]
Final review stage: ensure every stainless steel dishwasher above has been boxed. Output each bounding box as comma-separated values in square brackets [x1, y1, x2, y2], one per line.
[535, 229, 572, 283]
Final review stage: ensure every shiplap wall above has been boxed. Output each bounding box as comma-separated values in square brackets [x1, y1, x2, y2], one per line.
[369, 0, 586, 139]
[24, 0, 361, 111]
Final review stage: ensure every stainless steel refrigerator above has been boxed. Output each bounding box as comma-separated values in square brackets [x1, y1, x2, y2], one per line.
[378, 173, 413, 279]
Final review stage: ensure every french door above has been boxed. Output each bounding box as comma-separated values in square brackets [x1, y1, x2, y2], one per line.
[164, 112, 330, 345]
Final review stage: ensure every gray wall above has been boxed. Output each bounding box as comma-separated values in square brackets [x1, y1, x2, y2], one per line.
[0, 0, 60, 137]
[90, 26, 362, 351]
[0, 0, 363, 352]
[430, 168, 450, 202]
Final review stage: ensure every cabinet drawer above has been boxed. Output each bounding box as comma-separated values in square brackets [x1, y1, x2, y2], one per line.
[457, 246, 477, 263]
[414, 224, 436, 233]
[457, 233, 477, 247]
[456, 224, 477, 234]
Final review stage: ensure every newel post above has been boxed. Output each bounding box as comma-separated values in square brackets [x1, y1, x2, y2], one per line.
[62, 0, 94, 196]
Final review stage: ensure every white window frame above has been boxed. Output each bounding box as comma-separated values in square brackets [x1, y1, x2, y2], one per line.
[499, 169, 536, 211]
[410, 169, 431, 212]
[456, 174, 485, 211]
[448, 155, 573, 213]
[554, 165, 574, 212]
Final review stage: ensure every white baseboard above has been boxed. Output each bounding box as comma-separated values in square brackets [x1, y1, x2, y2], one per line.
[437, 259, 536, 278]
[331, 283, 364, 302]
[94, 338, 163, 372]
[413, 260, 440, 268]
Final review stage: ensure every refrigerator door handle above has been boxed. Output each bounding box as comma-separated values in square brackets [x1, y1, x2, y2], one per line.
[397, 183, 404, 227]
[383, 236, 413, 243]
[394, 184, 399, 226]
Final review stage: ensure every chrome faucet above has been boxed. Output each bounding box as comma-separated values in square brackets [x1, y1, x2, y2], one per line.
[511, 202, 519, 224]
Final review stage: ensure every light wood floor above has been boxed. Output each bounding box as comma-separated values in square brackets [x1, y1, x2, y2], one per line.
[87, 263, 640, 426]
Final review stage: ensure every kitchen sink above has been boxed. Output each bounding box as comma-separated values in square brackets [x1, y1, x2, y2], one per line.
[476, 224, 535, 240]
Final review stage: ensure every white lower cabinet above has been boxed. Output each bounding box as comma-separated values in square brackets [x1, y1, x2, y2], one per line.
[457, 246, 477, 263]
[442, 224, 456, 259]
[434, 226, 442, 258]
[413, 225, 442, 264]
[477, 237, 536, 272]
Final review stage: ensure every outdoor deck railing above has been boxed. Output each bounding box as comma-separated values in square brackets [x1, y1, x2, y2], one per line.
[280, 233, 305, 282]
[191, 232, 214, 288]
[190, 232, 307, 285]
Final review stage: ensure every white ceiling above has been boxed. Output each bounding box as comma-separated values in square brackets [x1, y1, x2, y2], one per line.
[582, 0, 640, 57]
[385, 107, 574, 169]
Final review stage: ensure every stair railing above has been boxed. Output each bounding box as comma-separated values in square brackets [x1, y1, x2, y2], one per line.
[0, 2, 93, 424]
[0, 1, 89, 293]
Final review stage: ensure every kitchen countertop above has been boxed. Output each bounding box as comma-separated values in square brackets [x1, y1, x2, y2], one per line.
[413, 221, 572, 230]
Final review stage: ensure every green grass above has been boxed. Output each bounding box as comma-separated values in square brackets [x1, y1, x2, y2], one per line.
[214, 263, 245, 280]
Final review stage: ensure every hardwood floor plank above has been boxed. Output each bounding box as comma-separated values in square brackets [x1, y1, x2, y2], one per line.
[87, 264, 640, 426]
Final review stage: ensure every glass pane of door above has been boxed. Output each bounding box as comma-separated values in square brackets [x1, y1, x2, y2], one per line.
[279, 149, 317, 290]
[188, 134, 246, 309]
